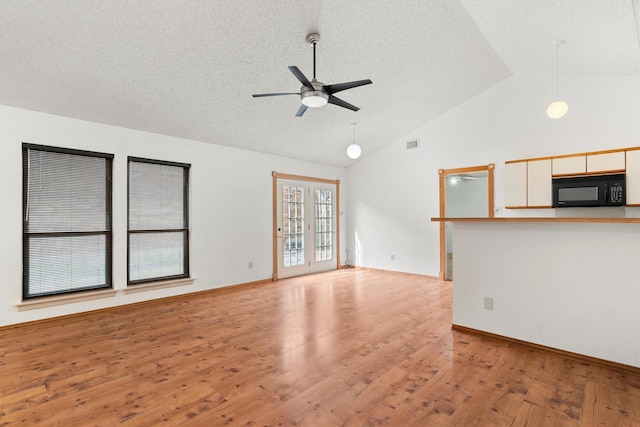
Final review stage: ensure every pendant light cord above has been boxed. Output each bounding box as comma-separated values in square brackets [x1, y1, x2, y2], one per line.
[633, 0, 640, 48]
[352, 122, 356, 144]
[547, 40, 567, 119]
[555, 42, 559, 100]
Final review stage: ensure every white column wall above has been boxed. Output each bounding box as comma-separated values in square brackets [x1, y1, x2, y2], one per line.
[452, 221, 640, 367]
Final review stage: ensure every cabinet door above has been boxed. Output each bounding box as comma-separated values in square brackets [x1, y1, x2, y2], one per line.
[505, 161, 527, 208]
[527, 159, 552, 207]
[586, 151, 625, 173]
[552, 155, 586, 176]
[626, 149, 640, 205]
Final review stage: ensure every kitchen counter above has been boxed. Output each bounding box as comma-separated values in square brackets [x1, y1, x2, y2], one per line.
[440, 218, 640, 368]
[431, 216, 640, 223]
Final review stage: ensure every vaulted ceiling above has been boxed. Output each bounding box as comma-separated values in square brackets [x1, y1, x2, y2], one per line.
[1, 1, 638, 166]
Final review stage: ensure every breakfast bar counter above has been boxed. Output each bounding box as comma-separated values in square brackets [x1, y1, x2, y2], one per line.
[431, 216, 640, 223]
[431, 217, 640, 368]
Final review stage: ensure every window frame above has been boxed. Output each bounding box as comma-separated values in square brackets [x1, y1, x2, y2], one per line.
[22, 143, 114, 299]
[127, 156, 190, 285]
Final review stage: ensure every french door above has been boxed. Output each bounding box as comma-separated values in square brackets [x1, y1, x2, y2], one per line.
[275, 176, 338, 279]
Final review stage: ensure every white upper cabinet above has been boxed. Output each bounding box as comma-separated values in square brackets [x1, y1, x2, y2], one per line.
[506, 147, 637, 208]
[505, 161, 527, 208]
[552, 155, 586, 176]
[527, 159, 552, 207]
[586, 152, 625, 173]
[626, 149, 640, 205]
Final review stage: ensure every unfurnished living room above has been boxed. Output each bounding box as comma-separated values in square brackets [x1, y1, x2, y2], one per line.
[1, 1, 640, 426]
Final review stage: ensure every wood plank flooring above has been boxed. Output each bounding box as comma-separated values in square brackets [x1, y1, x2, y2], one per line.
[1, 269, 640, 426]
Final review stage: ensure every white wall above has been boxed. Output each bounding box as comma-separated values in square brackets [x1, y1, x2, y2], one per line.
[347, 74, 640, 276]
[347, 73, 640, 366]
[452, 221, 640, 367]
[444, 176, 488, 256]
[445, 176, 488, 218]
[0, 105, 347, 327]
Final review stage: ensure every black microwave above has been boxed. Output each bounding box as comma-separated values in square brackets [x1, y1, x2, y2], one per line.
[552, 174, 626, 208]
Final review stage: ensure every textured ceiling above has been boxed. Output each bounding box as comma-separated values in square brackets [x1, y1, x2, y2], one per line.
[459, 0, 640, 75]
[0, 1, 637, 166]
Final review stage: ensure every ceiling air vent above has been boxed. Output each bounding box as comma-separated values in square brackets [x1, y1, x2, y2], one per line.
[406, 139, 420, 150]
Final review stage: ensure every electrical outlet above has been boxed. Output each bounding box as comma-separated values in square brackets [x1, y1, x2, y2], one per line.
[248, 261, 253, 269]
[390, 254, 395, 261]
[484, 297, 494, 310]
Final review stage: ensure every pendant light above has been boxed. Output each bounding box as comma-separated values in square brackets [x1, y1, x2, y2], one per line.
[547, 40, 568, 119]
[346, 122, 362, 159]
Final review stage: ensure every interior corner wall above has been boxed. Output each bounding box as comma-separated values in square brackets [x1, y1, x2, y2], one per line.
[346, 74, 640, 276]
[0, 105, 347, 327]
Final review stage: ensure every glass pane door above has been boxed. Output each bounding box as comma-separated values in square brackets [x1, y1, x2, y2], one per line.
[276, 179, 337, 279]
[310, 187, 336, 273]
[277, 180, 309, 278]
[282, 184, 305, 269]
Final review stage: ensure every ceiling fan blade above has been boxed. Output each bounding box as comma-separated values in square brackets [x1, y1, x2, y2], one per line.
[295, 104, 309, 117]
[288, 66, 314, 89]
[328, 95, 359, 112]
[252, 92, 300, 98]
[324, 79, 372, 95]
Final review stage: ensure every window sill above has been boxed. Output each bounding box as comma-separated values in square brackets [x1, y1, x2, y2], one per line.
[16, 278, 195, 311]
[17, 288, 117, 311]
[123, 277, 194, 294]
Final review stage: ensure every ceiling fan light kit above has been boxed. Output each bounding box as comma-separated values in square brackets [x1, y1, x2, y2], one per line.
[252, 33, 372, 117]
[300, 86, 329, 108]
[547, 40, 568, 119]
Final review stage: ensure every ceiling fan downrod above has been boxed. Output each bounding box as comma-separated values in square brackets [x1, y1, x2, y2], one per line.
[306, 33, 321, 80]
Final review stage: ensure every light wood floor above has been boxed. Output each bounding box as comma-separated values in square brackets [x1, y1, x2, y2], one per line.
[1, 269, 640, 426]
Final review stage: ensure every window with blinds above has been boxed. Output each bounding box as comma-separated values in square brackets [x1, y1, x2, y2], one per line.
[128, 158, 190, 284]
[22, 144, 113, 299]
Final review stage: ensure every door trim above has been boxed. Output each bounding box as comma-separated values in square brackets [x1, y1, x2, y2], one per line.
[437, 164, 494, 280]
[272, 171, 341, 280]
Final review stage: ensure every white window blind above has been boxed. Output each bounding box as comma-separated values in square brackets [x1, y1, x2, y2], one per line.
[23, 145, 113, 298]
[128, 158, 189, 284]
